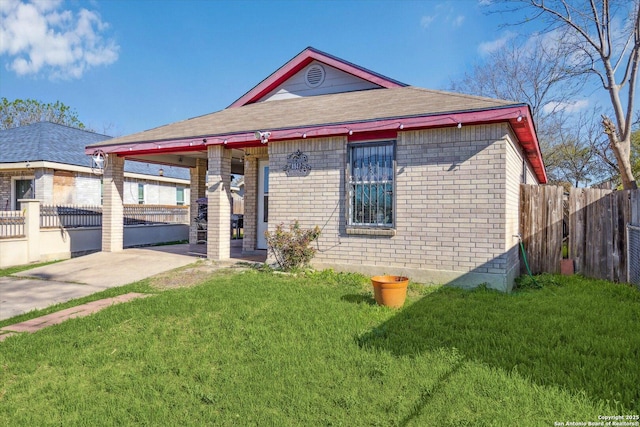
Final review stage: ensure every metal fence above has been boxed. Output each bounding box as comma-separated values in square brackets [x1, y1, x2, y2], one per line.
[628, 224, 640, 289]
[41, 205, 102, 228]
[123, 205, 189, 225]
[0, 210, 25, 238]
[39, 204, 189, 229]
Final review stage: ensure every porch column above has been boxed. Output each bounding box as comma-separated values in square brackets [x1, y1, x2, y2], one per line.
[102, 154, 124, 252]
[243, 154, 258, 252]
[206, 145, 231, 260]
[189, 158, 207, 245]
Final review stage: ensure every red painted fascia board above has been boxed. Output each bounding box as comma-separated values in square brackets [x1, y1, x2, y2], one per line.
[86, 105, 546, 183]
[348, 130, 399, 142]
[228, 47, 406, 108]
[255, 106, 545, 183]
[508, 112, 548, 183]
[85, 139, 208, 155]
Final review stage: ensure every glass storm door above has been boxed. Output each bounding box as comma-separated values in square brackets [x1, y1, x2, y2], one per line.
[257, 160, 269, 250]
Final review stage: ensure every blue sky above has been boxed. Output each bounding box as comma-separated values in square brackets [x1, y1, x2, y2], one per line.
[0, 0, 595, 136]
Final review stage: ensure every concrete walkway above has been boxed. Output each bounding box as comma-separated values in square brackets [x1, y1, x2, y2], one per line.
[0, 293, 150, 342]
[0, 245, 200, 321]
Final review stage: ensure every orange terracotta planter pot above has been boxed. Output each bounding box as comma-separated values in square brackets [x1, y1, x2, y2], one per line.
[371, 275, 409, 308]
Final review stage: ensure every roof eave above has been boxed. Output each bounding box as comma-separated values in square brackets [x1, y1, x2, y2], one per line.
[85, 105, 546, 184]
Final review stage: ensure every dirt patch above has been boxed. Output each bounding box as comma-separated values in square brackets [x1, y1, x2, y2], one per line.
[148, 260, 257, 290]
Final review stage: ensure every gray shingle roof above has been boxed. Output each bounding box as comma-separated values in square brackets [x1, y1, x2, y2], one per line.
[1, 122, 112, 165]
[87, 86, 518, 147]
[0, 122, 189, 180]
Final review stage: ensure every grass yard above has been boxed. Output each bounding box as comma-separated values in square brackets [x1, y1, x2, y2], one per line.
[1, 269, 639, 426]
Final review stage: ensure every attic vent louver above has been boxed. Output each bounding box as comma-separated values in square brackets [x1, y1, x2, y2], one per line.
[305, 64, 325, 88]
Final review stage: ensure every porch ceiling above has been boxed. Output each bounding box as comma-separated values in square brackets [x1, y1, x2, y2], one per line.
[124, 148, 245, 175]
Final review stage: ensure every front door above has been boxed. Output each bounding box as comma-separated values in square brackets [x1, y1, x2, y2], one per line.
[257, 160, 269, 250]
[14, 178, 34, 210]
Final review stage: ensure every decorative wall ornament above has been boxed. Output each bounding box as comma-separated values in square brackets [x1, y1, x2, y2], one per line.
[283, 149, 311, 177]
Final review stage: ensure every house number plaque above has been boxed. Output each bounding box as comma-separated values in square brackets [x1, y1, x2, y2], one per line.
[283, 149, 311, 177]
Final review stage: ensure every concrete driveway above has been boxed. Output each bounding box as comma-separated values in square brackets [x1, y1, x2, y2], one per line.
[0, 245, 199, 321]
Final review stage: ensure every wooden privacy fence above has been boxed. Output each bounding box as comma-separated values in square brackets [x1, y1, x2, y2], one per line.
[520, 185, 640, 283]
[519, 185, 564, 274]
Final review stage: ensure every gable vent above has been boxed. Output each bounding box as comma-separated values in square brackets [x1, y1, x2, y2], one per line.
[304, 64, 325, 88]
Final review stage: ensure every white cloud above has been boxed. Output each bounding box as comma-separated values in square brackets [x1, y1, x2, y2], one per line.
[0, 0, 119, 79]
[478, 31, 517, 56]
[542, 100, 590, 114]
[420, 3, 465, 30]
[420, 15, 435, 29]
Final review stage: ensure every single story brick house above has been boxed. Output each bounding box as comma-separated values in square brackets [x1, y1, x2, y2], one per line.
[0, 122, 190, 210]
[86, 47, 546, 291]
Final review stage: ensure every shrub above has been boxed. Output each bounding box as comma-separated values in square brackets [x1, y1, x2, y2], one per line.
[265, 221, 321, 271]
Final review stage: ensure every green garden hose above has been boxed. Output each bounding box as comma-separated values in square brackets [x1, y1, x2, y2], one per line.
[516, 234, 538, 287]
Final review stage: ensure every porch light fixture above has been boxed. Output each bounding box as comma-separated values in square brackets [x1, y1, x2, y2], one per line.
[517, 115, 523, 122]
[399, 123, 404, 130]
[348, 129, 353, 135]
[302, 133, 307, 138]
[457, 122, 462, 129]
[254, 131, 271, 144]
[158, 168, 164, 176]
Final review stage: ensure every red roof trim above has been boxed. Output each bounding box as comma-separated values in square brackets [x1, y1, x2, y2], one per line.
[348, 130, 398, 142]
[228, 47, 406, 108]
[87, 106, 546, 183]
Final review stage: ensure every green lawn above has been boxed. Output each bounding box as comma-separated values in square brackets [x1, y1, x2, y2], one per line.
[1, 270, 639, 426]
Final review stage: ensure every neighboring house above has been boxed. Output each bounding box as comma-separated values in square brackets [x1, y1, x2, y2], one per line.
[87, 47, 546, 291]
[231, 175, 244, 215]
[0, 122, 190, 210]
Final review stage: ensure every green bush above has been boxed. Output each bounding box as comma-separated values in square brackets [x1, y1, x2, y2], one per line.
[265, 221, 320, 271]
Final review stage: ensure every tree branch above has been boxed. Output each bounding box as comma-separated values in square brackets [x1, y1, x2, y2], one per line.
[531, 0, 602, 53]
[623, 39, 640, 142]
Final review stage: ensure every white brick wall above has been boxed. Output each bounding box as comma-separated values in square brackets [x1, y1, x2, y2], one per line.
[265, 124, 529, 291]
[76, 174, 101, 205]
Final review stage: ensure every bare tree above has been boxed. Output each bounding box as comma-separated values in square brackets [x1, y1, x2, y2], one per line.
[451, 34, 584, 123]
[545, 111, 610, 186]
[502, 0, 640, 189]
[449, 34, 590, 183]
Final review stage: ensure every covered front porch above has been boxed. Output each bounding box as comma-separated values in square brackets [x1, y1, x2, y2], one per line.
[96, 142, 269, 262]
